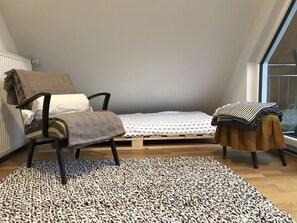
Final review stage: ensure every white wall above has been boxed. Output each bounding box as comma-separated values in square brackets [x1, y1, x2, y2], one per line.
[0, 11, 18, 53]
[0, 0, 264, 115]
[1, 1, 290, 113]
[220, 0, 292, 106]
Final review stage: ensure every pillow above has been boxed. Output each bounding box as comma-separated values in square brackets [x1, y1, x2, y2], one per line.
[32, 94, 90, 120]
[21, 109, 35, 125]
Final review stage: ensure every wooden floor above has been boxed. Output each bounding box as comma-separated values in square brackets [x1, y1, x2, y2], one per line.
[1, 140, 297, 221]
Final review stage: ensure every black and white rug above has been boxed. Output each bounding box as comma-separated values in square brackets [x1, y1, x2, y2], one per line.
[0, 156, 294, 222]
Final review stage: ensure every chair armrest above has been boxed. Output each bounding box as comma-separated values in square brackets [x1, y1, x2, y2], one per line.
[87, 92, 111, 110]
[16, 92, 51, 137]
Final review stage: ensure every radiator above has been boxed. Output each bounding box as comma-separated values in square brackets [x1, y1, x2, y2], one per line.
[0, 51, 32, 158]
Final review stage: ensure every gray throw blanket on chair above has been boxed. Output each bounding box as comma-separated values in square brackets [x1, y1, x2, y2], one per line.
[4, 69, 76, 105]
[55, 111, 125, 160]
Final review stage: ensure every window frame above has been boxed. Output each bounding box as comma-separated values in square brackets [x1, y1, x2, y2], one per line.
[259, 0, 297, 102]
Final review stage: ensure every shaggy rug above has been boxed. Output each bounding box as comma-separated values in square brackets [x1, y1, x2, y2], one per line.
[0, 156, 294, 222]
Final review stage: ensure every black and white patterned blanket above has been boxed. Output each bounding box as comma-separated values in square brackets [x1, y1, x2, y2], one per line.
[212, 102, 282, 130]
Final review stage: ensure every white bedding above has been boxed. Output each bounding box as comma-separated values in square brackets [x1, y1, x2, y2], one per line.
[118, 111, 216, 137]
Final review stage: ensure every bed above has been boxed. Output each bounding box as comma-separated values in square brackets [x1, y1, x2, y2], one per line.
[115, 111, 216, 148]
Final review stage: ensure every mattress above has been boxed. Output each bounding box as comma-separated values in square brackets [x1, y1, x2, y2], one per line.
[118, 111, 216, 137]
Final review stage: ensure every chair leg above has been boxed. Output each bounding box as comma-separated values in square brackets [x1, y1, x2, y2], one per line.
[75, 149, 80, 159]
[54, 139, 67, 185]
[223, 146, 227, 159]
[27, 139, 36, 168]
[278, 149, 287, 166]
[251, 152, 259, 169]
[110, 139, 120, 166]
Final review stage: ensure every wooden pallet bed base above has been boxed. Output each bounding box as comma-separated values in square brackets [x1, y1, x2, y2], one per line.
[36, 134, 215, 152]
[114, 134, 214, 149]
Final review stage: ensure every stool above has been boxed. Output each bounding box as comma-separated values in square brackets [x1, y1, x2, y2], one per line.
[215, 115, 287, 168]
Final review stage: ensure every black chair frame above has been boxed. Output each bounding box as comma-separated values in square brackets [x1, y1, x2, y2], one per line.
[16, 92, 120, 185]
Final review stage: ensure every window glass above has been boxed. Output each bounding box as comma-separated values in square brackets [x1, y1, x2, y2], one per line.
[261, 1, 297, 135]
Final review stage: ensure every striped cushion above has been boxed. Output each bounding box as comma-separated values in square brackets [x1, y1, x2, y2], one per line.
[24, 119, 67, 139]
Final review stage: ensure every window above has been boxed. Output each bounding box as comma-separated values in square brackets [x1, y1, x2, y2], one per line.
[260, 0, 297, 136]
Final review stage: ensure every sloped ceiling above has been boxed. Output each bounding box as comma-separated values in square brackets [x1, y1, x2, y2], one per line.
[0, 0, 264, 114]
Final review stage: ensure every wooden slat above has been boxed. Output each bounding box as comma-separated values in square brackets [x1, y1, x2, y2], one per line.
[114, 134, 214, 149]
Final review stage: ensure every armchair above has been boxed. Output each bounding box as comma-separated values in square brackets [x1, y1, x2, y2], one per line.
[4, 69, 125, 185]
